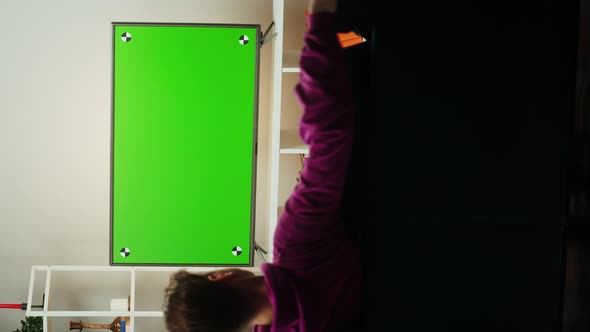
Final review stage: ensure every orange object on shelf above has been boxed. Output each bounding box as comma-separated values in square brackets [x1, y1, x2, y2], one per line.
[337, 31, 365, 48]
[304, 10, 365, 48]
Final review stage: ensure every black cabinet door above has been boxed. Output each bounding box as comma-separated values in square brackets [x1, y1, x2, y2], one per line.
[339, 0, 581, 331]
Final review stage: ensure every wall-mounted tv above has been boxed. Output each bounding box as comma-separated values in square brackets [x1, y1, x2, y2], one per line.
[110, 22, 260, 266]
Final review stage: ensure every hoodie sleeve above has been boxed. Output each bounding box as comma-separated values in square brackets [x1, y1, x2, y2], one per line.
[272, 11, 357, 268]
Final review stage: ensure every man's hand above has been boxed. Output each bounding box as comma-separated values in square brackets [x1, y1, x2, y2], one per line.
[308, 0, 338, 14]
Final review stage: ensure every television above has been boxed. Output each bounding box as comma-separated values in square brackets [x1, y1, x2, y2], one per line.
[110, 22, 260, 266]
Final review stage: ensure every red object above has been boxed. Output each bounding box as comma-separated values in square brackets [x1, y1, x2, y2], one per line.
[304, 10, 365, 48]
[0, 304, 23, 309]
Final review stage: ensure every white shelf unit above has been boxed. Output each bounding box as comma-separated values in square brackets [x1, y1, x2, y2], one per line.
[279, 129, 308, 154]
[268, 0, 309, 262]
[26, 265, 261, 332]
[282, 50, 301, 72]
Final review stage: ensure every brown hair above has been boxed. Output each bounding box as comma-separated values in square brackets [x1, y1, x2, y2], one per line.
[163, 270, 256, 332]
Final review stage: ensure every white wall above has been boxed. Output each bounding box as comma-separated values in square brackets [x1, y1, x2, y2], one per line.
[0, 0, 273, 330]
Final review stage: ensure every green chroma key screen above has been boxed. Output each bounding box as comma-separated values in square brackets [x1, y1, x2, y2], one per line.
[111, 23, 260, 266]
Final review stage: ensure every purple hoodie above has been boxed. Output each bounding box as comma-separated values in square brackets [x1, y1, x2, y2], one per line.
[253, 12, 362, 332]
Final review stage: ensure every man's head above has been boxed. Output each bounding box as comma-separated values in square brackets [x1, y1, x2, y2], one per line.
[163, 268, 261, 332]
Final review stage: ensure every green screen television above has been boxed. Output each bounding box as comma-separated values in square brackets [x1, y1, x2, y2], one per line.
[110, 22, 260, 266]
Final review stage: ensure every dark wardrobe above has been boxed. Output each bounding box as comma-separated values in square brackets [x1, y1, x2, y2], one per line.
[336, 0, 589, 331]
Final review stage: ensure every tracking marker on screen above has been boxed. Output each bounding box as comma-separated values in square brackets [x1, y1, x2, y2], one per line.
[120, 247, 131, 257]
[232, 246, 243, 256]
[121, 32, 132, 42]
[239, 35, 249, 45]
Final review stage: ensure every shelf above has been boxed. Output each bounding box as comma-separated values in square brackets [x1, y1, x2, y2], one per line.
[26, 265, 263, 332]
[269, 0, 307, 262]
[27, 311, 161, 317]
[282, 50, 301, 72]
[280, 129, 309, 154]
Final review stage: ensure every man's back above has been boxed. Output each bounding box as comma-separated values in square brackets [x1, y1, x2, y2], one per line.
[254, 10, 362, 332]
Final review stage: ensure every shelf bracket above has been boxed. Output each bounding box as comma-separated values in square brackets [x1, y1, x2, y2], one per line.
[260, 21, 277, 47]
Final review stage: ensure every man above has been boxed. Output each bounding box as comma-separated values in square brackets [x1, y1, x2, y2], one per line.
[163, 0, 362, 331]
